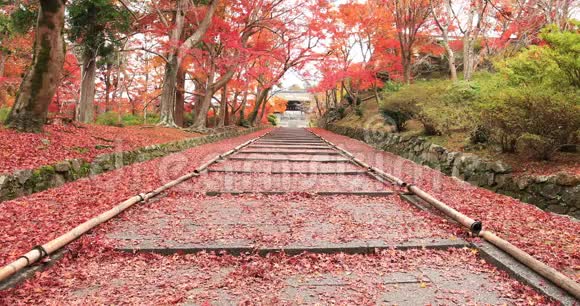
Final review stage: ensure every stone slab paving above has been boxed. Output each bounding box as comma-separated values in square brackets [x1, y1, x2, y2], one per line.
[189, 172, 390, 193]
[90, 128, 556, 303]
[204, 271, 493, 305]
[105, 195, 460, 255]
[210, 160, 366, 173]
[58, 251, 524, 305]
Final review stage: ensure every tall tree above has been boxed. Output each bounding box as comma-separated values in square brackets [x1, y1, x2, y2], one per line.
[0, 2, 36, 107]
[156, 0, 218, 127]
[190, 0, 294, 130]
[189, 40, 236, 130]
[447, 0, 489, 80]
[385, 0, 430, 84]
[68, 0, 131, 123]
[429, 0, 457, 81]
[246, 0, 325, 125]
[5, 0, 66, 132]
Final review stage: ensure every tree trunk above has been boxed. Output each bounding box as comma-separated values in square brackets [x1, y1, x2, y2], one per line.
[430, 0, 457, 81]
[76, 52, 97, 123]
[463, 3, 476, 81]
[110, 76, 119, 110]
[218, 85, 226, 128]
[224, 102, 229, 126]
[5, 0, 66, 132]
[174, 66, 185, 127]
[402, 51, 412, 84]
[191, 69, 234, 130]
[191, 69, 215, 130]
[192, 91, 213, 129]
[157, 0, 186, 127]
[445, 42, 458, 81]
[238, 91, 248, 125]
[158, 56, 179, 127]
[0, 53, 5, 78]
[439, 28, 457, 81]
[157, 0, 217, 127]
[258, 92, 269, 123]
[463, 35, 473, 80]
[249, 88, 269, 125]
[373, 85, 381, 105]
[314, 95, 322, 117]
[229, 90, 239, 122]
[103, 63, 112, 112]
[111, 52, 122, 111]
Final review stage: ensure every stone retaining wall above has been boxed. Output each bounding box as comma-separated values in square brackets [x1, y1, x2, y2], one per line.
[0, 126, 265, 203]
[327, 124, 579, 219]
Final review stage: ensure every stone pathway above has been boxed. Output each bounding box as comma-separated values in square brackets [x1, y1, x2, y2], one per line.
[94, 128, 550, 304]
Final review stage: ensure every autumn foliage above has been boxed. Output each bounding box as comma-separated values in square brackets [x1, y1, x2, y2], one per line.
[0, 0, 576, 131]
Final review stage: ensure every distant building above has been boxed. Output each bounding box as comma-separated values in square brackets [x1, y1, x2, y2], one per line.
[271, 90, 314, 113]
[270, 89, 314, 128]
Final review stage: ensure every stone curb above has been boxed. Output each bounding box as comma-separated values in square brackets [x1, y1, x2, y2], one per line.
[115, 238, 469, 256]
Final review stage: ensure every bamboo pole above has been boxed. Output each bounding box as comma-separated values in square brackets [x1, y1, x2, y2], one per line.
[193, 156, 222, 174]
[408, 184, 482, 233]
[141, 172, 200, 201]
[480, 231, 580, 299]
[369, 168, 406, 187]
[0, 129, 271, 284]
[0, 195, 142, 282]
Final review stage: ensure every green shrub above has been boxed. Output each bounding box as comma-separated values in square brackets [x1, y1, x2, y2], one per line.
[144, 113, 160, 125]
[495, 24, 579, 88]
[381, 109, 411, 132]
[469, 125, 489, 144]
[355, 106, 363, 117]
[96, 111, 121, 126]
[382, 81, 402, 93]
[382, 78, 485, 135]
[481, 87, 580, 159]
[337, 106, 346, 119]
[239, 118, 251, 128]
[496, 45, 564, 88]
[381, 82, 438, 134]
[517, 133, 555, 160]
[121, 114, 143, 126]
[267, 114, 278, 126]
[183, 112, 194, 127]
[539, 24, 580, 88]
[0, 107, 10, 124]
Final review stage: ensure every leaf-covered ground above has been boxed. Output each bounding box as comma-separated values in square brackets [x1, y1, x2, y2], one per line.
[311, 128, 580, 282]
[101, 193, 455, 250]
[0, 123, 201, 174]
[501, 153, 579, 177]
[0, 128, 272, 267]
[0, 245, 553, 305]
[0, 127, 573, 303]
[190, 172, 388, 192]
